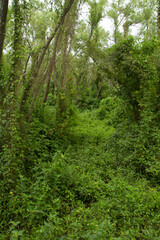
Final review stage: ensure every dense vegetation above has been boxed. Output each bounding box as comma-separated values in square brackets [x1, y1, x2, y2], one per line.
[0, 0, 160, 239]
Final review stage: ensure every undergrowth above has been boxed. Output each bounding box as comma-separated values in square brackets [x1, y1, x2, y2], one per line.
[0, 103, 160, 240]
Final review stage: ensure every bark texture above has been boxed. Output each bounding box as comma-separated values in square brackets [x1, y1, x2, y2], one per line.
[158, 0, 160, 36]
[33, 0, 75, 79]
[0, 0, 9, 62]
[20, 0, 75, 112]
[43, 28, 62, 104]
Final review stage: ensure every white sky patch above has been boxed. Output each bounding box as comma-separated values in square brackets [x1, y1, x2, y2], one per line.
[79, 2, 115, 45]
[79, 1, 140, 46]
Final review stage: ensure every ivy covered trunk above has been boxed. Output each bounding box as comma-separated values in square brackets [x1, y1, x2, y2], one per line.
[0, 0, 9, 63]
[158, 0, 160, 36]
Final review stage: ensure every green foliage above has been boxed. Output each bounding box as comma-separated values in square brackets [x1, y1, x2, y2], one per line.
[1, 106, 160, 239]
[107, 37, 160, 182]
[1, 0, 160, 238]
[77, 88, 100, 110]
[110, 36, 159, 120]
[97, 97, 119, 120]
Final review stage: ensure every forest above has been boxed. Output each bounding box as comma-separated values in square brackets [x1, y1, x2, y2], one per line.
[0, 0, 160, 239]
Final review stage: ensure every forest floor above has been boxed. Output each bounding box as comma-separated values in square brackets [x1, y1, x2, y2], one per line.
[36, 109, 160, 239]
[2, 109, 160, 239]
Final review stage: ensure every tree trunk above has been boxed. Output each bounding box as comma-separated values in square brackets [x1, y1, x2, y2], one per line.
[114, 19, 119, 43]
[0, 0, 9, 63]
[133, 100, 140, 123]
[20, 0, 75, 112]
[123, 21, 130, 38]
[43, 28, 62, 104]
[11, 0, 22, 96]
[158, 0, 160, 37]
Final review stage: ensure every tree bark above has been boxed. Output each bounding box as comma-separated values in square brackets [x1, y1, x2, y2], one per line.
[12, 0, 22, 97]
[27, 28, 62, 121]
[158, 0, 160, 37]
[33, 0, 75, 79]
[20, 0, 75, 112]
[114, 19, 118, 44]
[61, 28, 69, 89]
[43, 28, 62, 104]
[123, 20, 130, 38]
[0, 0, 9, 63]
